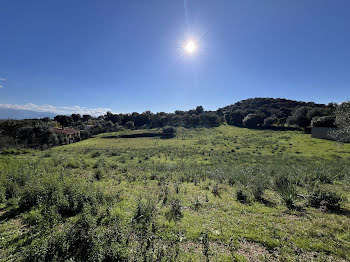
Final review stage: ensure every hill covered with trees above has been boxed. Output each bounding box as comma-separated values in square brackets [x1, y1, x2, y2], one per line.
[219, 97, 336, 129]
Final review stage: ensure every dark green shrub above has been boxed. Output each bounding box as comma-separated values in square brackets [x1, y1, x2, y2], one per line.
[110, 151, 119, 156]
[252, 184, 264, 201]
[133, 197, 156, 231]
[25, 207, 127, 262]
[166, 198, 183, 222]
[18, 181, 46, 211]
[236, 189, 248, 204]
[250, 178, 268, 201]
[19, 174, 110, 219]
[174, 182, 181, 194]
[201, 231, 210, 262]
[309, 189, 343, 211]
[0, 182, 5, 203]
[311, 115, 336, 128]
[162, 126, 176, 138]
[91, 151, 101, 158]
[94, 169, 103, 180]
[243, 113, 265, 128]
[212, 184, 221, 197]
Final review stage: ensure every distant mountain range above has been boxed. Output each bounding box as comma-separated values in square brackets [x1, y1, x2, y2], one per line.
[0, 108, 57, 120]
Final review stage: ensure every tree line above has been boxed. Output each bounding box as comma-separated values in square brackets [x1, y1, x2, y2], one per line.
[1, 98, 349, 149]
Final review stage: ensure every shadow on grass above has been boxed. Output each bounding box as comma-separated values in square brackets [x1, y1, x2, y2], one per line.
[332, 208, 350, 218]
[258, 198, 276, 207]
[102, 133, 175, 139]
[0, 207, 22, 221]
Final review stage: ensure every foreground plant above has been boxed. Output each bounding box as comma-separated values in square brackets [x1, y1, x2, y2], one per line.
[274, 175, 298, 210]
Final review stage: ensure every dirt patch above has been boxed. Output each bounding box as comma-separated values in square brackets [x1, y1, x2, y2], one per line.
[181, 239, 276, 261]
[237, 240, 276, 261]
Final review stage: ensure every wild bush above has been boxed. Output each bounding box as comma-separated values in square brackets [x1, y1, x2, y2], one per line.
[162, 126, 177, 138]
[212, 184, 221, 197]
[18, 173, 111, 220]
[201, 231, 210, 262]
[250, 177, 269, 201]
[193, 195, 202, 211]
[91, 151, 101, 158]
[166, 198, 183, 223]
[309, 188, 343, 211]
[274, 175, 298, 210]
[0, 180, 5, 203]
[236, 189, 249, 204]
[94, 169, 103, 180]
[25, 206, 128, 262]
[133, 196, 156, 234]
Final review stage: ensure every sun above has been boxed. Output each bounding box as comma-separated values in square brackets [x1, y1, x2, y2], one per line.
[184, 40, 197, 54]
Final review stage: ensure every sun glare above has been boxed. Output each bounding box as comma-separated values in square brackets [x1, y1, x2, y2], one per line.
[184, 40, 197, 54]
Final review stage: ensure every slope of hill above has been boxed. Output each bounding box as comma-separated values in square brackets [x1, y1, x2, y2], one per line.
[1, 125, 349, 261]
[219, 97, 328, 114]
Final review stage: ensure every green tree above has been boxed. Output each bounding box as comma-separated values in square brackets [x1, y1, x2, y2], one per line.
[82, 114, 92, 122]
[0, 120, 23, 146]
[125, 121, 134, 130]
[54, 115, 72, 127]
[195, 106, 204, 115]
[243, 113, 265, 128]
[287, 107, 311, 129]
[263, 116, 277, 127]
[333, 101, 350, 142]
[71, 114, 81, 123]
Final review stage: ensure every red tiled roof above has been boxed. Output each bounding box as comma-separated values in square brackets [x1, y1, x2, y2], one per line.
[53, 127, 80, 135]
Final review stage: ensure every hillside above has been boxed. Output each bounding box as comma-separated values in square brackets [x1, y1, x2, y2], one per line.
[219, 97, 328, 114]
[1, 126, 350, 261]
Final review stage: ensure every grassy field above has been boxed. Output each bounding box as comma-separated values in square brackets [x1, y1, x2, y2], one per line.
[1, 125, 350, 261]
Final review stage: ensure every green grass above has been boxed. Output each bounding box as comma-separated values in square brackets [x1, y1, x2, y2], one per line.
[1, 125, 350, 261]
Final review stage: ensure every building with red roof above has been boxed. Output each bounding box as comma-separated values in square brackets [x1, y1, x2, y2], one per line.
[53, 127, 80, 142]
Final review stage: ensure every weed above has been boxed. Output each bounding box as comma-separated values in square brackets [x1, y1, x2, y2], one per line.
[201, 231, 210, 262]
[212, 184, 221, 197]
[309, 188, 343, 211]
[166, 198, 183, 223]
[193, 195, 202, 211]
[274, 175, 298, 210]
[236, 189, 248, 204]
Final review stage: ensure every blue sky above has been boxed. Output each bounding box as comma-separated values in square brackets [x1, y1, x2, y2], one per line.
[1, 0, 350, 115]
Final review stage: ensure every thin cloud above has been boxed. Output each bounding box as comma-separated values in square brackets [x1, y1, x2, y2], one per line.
[0, 78, 6, 81]
[0, 85, 3, 88]
[0, 103, 111, 116]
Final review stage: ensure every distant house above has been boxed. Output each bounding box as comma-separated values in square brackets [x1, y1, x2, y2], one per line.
[53, 127, 80, 142]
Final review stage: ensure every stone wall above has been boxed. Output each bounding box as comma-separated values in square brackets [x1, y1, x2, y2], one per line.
[311, 127, 338, 141]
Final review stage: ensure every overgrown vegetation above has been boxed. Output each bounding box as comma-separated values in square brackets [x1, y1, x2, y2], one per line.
[1, 125, 350, 261]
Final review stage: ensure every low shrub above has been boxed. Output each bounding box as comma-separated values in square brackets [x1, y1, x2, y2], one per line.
[19, 174, 111, 219]
[25, 207, 127, 262]
[236, 189, 248, 204]
[166, 198, 183, 222]
[193, 196, 202, 211]
[250, 178, 268, 201]
[162, 126, 176, 138]
[91, 151, 101, 158]
[212, 184, 221, 197]
[309, 189, 343, 211]
[274, 175, 298, 210]
[133, 196, 157, 234]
